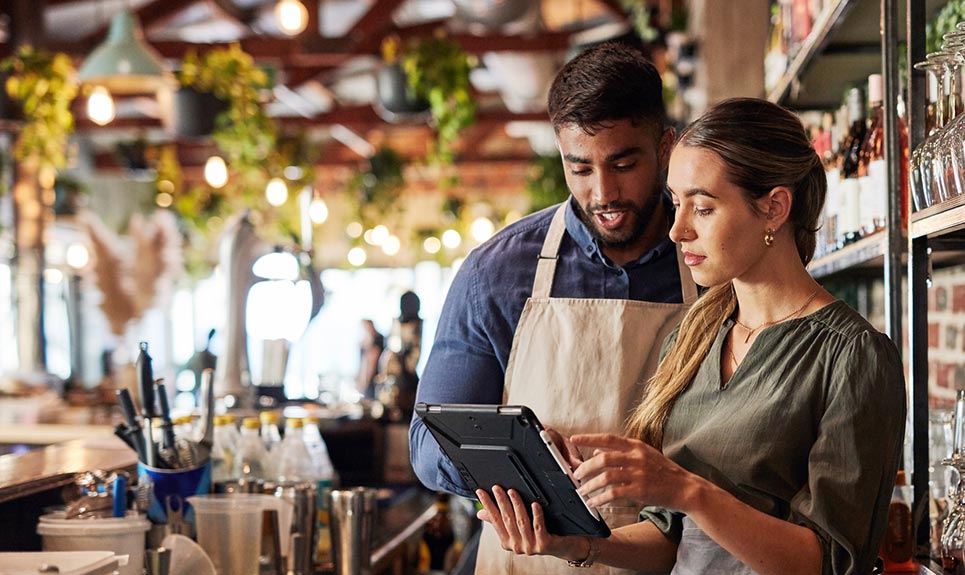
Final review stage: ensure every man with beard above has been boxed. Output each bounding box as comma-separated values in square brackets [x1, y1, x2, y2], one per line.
[409, 42, 698, 575]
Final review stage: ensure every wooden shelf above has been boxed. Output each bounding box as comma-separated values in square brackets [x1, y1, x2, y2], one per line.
[911, 194, 965, 239]
[807, 233, 887, 279]
[767, 0, 864, 106]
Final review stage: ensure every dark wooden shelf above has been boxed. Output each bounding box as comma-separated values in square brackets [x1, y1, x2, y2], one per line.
[807, 233, 888, 279]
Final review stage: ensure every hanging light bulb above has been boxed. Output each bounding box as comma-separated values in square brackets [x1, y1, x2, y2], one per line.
[266, 177, 289, 206]
[382, 235, 401, 256]
[470, 217, 495, 242]
[442, 229, 462, 249]
[423, 237, 442, 254]
[204, 156, 228, 189]
[87, 86, 115, 126]
[347, 247, 367, 266]
[274, 0, 309, 36]
[309, 198, 329, 224]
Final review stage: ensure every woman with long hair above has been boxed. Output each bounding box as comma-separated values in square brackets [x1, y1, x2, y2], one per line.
[476, 98, 905, 575]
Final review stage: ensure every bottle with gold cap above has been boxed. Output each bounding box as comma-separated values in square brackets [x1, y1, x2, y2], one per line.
[211, 415, 236, 486]
[233, 417, 269, 484]
[260, 411, 282, 479]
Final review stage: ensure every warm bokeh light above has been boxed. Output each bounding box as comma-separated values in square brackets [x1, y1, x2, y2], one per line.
[382, 235, 401, 256]
[423, 237, 442, 254]
[371, 225, 389, 245]
[266, 178, 289, 206]
[66, 244, 90, 270]
[504, 210, 523, 225]
[346, 222, 363, 238]
[204, 156, 228, 189]
[44, 268, 64, 285]
[87, 86, 115, 126]
[309, 198, 329, 224]
[442, 229, 462, 249]
[156, 192, 173, 208]
[471, 217, 496, 242]
[274, 0, 308, 35]
[347, 247, 367, 266]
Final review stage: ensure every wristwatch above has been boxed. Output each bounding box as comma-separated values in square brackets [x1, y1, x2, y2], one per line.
[567, 536, 600, 568]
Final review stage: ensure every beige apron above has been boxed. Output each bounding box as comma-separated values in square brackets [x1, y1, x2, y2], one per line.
[476, 204, 698, 575]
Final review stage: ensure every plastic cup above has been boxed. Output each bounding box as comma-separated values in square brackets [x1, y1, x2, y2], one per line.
[187, 494, 268, 575]
[36, 512, 149, 575]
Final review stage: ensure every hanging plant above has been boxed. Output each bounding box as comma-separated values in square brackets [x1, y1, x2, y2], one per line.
[401, 34, 476, 170]
[1, 46, 78, 174]
[346, 146, 406, 228]
[178, 44, 277, 193]
[927, 0, 965, 54]
[524, 155, 569, 213]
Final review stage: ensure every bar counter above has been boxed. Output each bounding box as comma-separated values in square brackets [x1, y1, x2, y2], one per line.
[0, 435, 438, 575]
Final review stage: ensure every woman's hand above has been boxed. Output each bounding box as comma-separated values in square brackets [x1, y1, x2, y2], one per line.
[475, 486, 589, 560]
[571, 433, 701, 511]
[543, 427, 584, 469]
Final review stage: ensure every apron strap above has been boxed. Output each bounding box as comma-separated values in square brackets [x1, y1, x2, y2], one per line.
[675, 243, 699, 305]
[534, 202, 699, 306]
[532, 203, 568, 298]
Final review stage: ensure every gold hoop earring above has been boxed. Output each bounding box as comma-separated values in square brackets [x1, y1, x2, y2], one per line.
[764, 228, 775, 247]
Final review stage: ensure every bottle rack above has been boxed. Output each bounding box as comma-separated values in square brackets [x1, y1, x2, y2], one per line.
[767, 0, 948, 563]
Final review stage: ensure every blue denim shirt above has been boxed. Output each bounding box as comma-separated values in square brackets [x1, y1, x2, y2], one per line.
[409, 197, 684, 497]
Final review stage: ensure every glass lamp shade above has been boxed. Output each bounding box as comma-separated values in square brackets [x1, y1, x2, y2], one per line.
[77, 9, 176, 94]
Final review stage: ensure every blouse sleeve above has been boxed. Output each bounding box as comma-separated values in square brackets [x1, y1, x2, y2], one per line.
[638, 327, 685, 542]
[787, 330, 906, 575]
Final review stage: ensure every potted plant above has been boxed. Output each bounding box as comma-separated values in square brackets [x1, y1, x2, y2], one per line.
[346, 146, 406, 228]
[376, 37, 430, 119]
[177, 43, 276, 175]
[524, 154, 569, 213]
[401, 34, 477, 168]
[1, 46, 78, 175]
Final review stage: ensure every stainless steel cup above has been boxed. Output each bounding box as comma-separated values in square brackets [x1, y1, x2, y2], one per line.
[328, 487, 377, 575]
[274, 482, 318, 575]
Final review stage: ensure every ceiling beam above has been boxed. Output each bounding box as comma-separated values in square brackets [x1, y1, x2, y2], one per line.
[79, 0, 200, 45]
[348, 0, 409, 42]
[73, 105, 549, 131]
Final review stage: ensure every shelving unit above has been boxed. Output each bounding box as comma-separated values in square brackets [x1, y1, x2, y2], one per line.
[766, 0, 948, 560]
[807, 234, 888, 278]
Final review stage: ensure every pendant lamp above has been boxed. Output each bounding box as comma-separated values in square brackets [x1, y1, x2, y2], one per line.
[77, 9, 176, 94]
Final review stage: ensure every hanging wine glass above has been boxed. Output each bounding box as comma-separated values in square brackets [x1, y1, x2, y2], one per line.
[913, 56, 945, 209]
[940, 34, 965, 201]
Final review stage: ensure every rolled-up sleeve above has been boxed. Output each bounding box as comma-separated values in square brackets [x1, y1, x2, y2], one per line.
[787, 331, 906, 575]
[409, 252, 506, 498]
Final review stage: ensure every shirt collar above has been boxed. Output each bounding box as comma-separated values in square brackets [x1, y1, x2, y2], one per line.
[563, 193, 676, 268]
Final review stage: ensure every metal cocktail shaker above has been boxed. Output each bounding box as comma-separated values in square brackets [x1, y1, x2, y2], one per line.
[328, 487, 378, 575]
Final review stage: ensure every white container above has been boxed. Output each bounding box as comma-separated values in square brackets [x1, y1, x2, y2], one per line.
[0, 551, 123, 575]
[36, 512, 149, 575]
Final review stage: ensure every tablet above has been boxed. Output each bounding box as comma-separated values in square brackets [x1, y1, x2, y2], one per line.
[416, 402, 610, 538]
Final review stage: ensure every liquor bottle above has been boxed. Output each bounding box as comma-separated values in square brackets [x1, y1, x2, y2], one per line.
[233, 417, 269, 484]
[819, 112, 838, 257]
[839, 87, 866, 245]
[276, 418, 315, 484]
[260, 410, 282, 479]
[879, 471, 916, 572]
[303, 416, 337, 567]
[858, 74, 885, 236]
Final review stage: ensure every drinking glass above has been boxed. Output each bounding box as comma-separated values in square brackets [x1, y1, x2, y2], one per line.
[913, 57, 945, 209]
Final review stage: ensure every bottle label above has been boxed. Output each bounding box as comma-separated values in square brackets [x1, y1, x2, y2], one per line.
[858, 176, 875, 232]
[838, 178, 861, 235]
[824, 168, 840, 217]
[869, 159, 888, 227]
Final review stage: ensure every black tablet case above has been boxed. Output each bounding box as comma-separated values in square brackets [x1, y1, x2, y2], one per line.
[416, 403, 611, 538]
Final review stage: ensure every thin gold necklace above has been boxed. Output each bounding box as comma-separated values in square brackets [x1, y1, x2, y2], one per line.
[733, 289, 820, 344]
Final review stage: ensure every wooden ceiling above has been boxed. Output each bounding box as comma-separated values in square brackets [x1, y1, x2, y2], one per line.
[0, 0, 671, 186]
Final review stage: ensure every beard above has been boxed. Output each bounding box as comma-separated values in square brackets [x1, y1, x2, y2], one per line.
[573, 186, 663, 250]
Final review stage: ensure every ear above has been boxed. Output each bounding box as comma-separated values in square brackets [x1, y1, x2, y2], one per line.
[760, 186, 793, 229]
[658, 127, 675, 171]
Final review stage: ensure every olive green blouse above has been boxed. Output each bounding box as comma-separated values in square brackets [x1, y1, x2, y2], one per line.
[641, 300, 906, 575]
